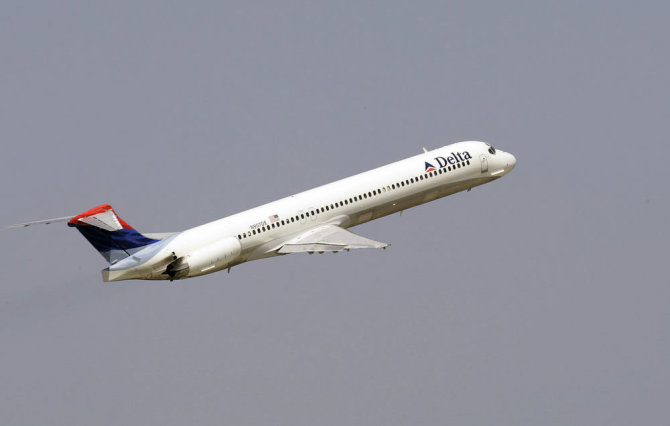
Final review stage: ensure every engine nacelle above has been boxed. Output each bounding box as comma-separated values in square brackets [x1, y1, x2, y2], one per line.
[184, 237, 242, 278]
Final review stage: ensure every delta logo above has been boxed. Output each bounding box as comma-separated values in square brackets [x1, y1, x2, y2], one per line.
[424, 151, 473, 172]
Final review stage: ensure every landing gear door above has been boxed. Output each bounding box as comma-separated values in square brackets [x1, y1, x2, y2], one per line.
[480, 155, 488, 173]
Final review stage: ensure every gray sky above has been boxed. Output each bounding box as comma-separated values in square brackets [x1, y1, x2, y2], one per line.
[1, 1, 669, 425]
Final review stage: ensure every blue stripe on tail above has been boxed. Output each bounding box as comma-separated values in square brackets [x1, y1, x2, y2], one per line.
[69, 223, 159, 264]
[70, 224, 158, 252]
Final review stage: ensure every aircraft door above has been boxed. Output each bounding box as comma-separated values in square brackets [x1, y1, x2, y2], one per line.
[480, 155, 488, 173]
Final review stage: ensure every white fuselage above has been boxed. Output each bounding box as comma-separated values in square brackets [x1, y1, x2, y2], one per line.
[103, 141, 516, 281]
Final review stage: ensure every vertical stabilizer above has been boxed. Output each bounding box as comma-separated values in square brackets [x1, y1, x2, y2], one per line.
[68, 204, 159, 264]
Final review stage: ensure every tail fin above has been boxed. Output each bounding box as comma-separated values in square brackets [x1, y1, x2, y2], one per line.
[68, 204, 159, 264]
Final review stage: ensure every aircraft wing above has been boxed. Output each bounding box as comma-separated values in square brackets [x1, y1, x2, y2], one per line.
[274, 224, 389, 254]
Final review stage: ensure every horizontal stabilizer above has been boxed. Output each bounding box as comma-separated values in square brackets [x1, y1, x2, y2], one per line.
[8, 216, 74, 228]
[275, 224, 389, 254]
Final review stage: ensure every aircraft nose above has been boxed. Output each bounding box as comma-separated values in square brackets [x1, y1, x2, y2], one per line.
[507, 153, 516, 171]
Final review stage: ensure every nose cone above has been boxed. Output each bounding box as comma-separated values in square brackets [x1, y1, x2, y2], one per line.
[506, 152, 516, 171]
[490, 151, 516, 177]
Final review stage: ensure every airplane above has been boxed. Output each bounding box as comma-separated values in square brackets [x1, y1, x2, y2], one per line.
[10, 141, 516, 282]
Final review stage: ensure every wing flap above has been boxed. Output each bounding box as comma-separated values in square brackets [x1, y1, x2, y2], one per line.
[276, 224, 389, 254]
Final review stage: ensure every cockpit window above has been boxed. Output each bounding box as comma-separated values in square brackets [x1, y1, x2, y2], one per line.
[487, 143, 496, 155]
